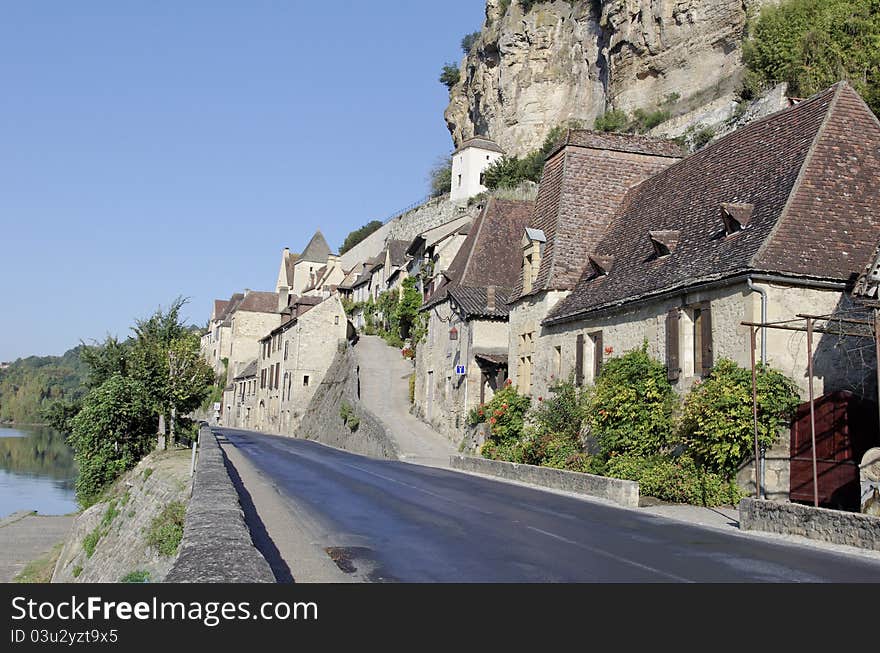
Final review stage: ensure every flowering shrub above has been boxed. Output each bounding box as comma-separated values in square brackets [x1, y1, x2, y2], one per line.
[476, 383, 531, 457]
[401, 347, 415, 360]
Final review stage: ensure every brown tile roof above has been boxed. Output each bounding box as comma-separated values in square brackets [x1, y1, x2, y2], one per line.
[406, 216, 473, 255]
[454, 136, 503, 154]
[236, 291, 279, 314]
[219, 293, 244, 325]
[386, 240, 410, 268]
[284, 251, 299, 286]
[212, 300, 229, 321]
[299, 230, 332, 263]
[424, 198, 534, 318]
[546, 82, 880, 325]
[233, 360, 258, 380]
[512, 131, 683, 301]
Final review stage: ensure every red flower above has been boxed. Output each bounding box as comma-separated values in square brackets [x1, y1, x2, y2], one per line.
[490, 417, 497, 425]
[505, 379, 512, 386]
[605, 346, 614, 355]
[538, 396, 543, 402]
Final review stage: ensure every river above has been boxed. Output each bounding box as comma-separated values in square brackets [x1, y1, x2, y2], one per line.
[0, 425, 78, 517]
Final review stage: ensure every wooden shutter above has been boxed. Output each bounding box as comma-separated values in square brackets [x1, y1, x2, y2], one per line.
[575, 334, 585, 386]
[700, 302, 713, 377]
[592, 331, 604, 379]
[666, 309, 680, 382]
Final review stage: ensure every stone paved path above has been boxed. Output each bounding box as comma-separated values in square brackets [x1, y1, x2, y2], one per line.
[0, 511, 75, 582]
[353, 336, 457, 467]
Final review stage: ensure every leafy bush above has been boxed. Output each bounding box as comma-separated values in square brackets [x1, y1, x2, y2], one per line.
[530, 376, 591, 441]
[339, 402, 360, 432]
[678, 359, 799, 479]
[408, 373, 416, 405]
[743, 0, 879, 116]
[82, 527, 101, 558]
[587, 345, 677, 457]
[439, 63, 460, 90]
[692, 126, 716, 150]
[605, 454, 742, 507]
[120, 570, 150, 583]
[632, 108, 670, 132]
[68, 375, 156, 507]
[72, 565, 83, 578]
[145, 501, 186, 557]
[339, 220, 383, 255]
[594, 109, 629, 132]
[482, 124, 572, 190]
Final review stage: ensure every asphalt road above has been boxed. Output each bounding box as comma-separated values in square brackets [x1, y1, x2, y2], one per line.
[218, 428, 880, 582]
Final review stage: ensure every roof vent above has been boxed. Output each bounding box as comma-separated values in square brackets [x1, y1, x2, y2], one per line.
[721, 203, 754, 235]
[649, 230, 680, 257]
[588, 254, 615, 276]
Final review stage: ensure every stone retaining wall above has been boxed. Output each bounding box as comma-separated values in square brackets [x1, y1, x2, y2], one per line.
[165, 427, 275, 583]
[296, 344, 399, 460]
[739, 498, 880, 552]
[449, 455, 639, 508]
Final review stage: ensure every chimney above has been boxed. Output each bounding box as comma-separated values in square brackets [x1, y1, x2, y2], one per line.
[486, 285, 496, 312]
[277, 286, 289, 313]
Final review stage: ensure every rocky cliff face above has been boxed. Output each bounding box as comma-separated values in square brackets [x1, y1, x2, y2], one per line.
[445, 0, 777, 156]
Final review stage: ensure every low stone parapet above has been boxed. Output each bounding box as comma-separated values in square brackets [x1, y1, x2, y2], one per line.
[739, 498, 880, 552]
[165, 427, 275, 583]
[449, 455, 639, 508]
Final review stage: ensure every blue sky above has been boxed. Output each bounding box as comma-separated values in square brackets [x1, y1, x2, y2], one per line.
[0, 1, 485, 360]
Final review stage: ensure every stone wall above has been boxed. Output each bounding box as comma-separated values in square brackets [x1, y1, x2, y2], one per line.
[52, 448, 194, 583]
[166, 428, 274, 583]
[739, 497, 880, 552]
[450, 455, 639, 508]
[228, 310, 282, 380]
[296, 344, 400, 460]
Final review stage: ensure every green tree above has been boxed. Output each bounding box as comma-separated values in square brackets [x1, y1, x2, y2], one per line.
[743, 0, 880, 115]
[461, 31, 480, 54]
[339, 220, 383, 255]
[68, 374, 155, 506]
[429, 156, 452, 198]
[594, 109, 630, 132]
[439, 63, 460, 90]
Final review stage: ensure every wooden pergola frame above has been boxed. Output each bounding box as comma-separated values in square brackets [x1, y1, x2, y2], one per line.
[741, 307, 880, 507]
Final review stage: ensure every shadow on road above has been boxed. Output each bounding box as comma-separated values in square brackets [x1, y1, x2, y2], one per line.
[221, 447, 295, 583]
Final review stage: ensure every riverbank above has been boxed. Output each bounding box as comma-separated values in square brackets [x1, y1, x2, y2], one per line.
[0, 511, 75, 582]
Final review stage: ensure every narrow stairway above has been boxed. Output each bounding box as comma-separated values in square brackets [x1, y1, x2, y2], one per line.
[353, 336, 457, 467]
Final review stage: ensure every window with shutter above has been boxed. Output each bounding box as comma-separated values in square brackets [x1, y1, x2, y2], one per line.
[575, 334, 585, 386]
[666, 309, 680, 382]
[591, 331, 604, 380]
[700, 302, 713, 377]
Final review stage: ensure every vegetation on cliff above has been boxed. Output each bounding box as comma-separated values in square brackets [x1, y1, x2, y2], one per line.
[339, 220, 383, 255]
[743, 0, 879, 115]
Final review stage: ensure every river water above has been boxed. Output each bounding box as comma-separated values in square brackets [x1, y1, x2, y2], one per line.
[0, 425, 78, 517]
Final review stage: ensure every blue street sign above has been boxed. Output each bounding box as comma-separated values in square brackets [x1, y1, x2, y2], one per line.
[455, 365, 466, 375]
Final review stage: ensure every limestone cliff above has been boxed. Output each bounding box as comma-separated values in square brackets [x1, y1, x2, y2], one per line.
[445, 0, 778, 156]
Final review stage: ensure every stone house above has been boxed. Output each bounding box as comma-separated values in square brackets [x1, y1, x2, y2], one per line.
[405, 215, 473, 300]
[252, 295, 350, 434]
[300, 254, 345, 298]
[450, 136, 504, 204]
[225, 290, 283, 382]
[200, 295, 242, 378]
[505, 129, 686, 396]
[383, 240, 412, 294]
[519, 82, 880, 501]
[414, 198, 534, 441]
[275, 230, 333, 296]
[227, 360, 258, 429]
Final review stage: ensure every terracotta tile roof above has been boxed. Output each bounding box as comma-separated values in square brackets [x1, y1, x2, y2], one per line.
[512, 131, 684, 301]
[546, 82, 880, 325]
[424, 198, 534, 318]
[212, 300, 229, 321]
[236, 291, 279, 314]
[299, 230, 332, 263]
[219, 293, 245, 325]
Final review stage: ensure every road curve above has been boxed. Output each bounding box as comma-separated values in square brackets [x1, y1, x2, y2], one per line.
[217, 428, 880, 583]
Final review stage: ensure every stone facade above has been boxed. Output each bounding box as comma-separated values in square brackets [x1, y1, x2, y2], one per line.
[415, 303, 509, 441]
[227, 305, 282, 381]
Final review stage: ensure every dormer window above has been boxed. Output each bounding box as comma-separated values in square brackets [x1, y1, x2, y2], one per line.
[649, 230, 680, 258]
[588, 254, 615, 276]
[521, 228, 546, 295]
[721, 203, 754, 236]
